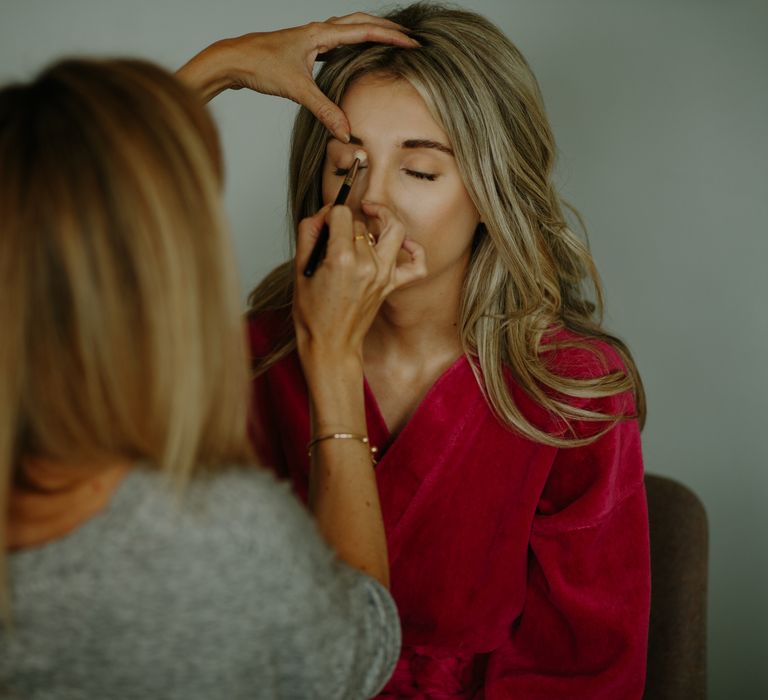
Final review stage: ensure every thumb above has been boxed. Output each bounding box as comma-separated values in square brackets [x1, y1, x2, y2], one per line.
[297, 80, 350, 142]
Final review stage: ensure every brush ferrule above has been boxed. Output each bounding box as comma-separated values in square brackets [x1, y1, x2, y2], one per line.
[342, 158, 361, 188]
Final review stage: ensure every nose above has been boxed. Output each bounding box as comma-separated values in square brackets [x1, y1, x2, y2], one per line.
[350, 158, 390, 230]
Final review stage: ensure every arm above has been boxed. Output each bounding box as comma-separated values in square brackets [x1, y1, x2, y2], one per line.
[176, 14, 418, 141]
[303, 354, 388, 584]
[484, 397, 651, 699]
[292, 204, 425, 588]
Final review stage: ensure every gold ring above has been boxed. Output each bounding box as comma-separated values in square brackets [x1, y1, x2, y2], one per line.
[366, 232, 376, 246]
[354, 234, 366, 241]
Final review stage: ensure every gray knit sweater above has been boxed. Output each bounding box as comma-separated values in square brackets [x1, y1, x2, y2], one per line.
[0, 467, 400, 699]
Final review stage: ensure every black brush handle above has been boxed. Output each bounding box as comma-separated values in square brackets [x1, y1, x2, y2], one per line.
[303, 223, 330, 278]
[303, 178, 354, 277]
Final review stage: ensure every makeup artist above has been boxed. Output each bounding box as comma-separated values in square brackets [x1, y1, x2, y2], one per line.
[0, 13, 424, 700]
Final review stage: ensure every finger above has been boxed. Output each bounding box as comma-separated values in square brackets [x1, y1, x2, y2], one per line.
[362, 201, 427, 289]
[361, 201, 405, 267]
[318, 23, 420, 51]
[352, 220, 377, 262]
[295, 204, 333, 270]
[294, 79, 350, 142]
[325, 204, 356, 261]
[325, 13, 410, 33]
[392, 237, 428, 290]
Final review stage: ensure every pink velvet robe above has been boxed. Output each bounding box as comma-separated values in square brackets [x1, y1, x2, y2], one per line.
[248, 311, 650, 699]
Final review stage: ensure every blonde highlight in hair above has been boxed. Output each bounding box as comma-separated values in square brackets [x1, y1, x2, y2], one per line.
[0, 58, 253, 616]
[249, 2, 645, 444]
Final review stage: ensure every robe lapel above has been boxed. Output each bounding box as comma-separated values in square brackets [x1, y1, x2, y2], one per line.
[363, 356, 488, 560]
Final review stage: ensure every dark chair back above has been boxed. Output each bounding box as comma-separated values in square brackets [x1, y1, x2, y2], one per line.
[643, 474, 708, 699]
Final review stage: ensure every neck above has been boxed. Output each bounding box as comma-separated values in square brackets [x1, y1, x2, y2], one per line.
[7, 456, 131, 550]
[16, 456, 126, 491]
[365, 262, 466, 364]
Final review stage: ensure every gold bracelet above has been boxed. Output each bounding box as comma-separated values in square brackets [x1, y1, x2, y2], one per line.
[307, 432, 379, 465]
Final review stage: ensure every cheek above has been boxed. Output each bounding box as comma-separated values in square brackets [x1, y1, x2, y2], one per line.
[397, 197, 440, 242]
[399, 183, 479, 252]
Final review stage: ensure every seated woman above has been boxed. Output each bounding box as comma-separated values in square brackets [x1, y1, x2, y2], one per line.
[0, 25, 426, 696]
[248, 3, 651, 698]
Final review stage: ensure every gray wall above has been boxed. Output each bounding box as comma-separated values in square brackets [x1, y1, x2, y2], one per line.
[2, 1, 766, 696]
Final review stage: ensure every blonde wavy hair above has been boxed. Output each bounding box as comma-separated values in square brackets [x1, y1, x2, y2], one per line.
[249, 2, 645, 445]
[0, 58, 252, 616]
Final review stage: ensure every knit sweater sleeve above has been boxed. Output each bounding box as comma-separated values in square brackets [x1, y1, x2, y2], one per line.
[222, 469, 401, 699]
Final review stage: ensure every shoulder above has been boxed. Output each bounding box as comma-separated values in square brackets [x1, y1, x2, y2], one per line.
[169, 469, 400, 697]
[66, 468, 398, 697]
[529, 331, 645, 526]
[184, 467, 296, 517]
[123, 467, 317, 560]
[186, 468, 319, 550]
[116, 468, 355, 608]
[539, 327, 628, 380]
[539, 327, 638, 418]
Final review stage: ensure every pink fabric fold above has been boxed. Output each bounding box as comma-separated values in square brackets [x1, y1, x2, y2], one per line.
[381, 648, 485, 698]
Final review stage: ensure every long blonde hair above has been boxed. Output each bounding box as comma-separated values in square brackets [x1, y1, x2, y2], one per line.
[249, 2, 645, 445]
[0, 58, 252, 613]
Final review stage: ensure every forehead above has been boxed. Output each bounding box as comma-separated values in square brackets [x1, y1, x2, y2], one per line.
[338, 74, 448, 143]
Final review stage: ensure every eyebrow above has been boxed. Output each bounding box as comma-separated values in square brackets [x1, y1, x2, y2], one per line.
[347, 133, 454, 155]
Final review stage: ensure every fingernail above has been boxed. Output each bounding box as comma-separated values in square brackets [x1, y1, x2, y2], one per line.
[333, 127, 350, 143]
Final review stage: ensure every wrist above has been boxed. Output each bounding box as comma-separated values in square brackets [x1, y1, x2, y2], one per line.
[308, 375, 365, 426]
[307, 371, 366, 435]
[298, 340, 364, 381]
[177, 40, 235, 102]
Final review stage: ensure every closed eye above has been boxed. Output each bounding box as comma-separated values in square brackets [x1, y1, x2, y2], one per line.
[404, 169, 437, 181]
[332, 166, 437, 181]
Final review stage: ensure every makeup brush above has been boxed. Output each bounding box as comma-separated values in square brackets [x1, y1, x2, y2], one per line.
[303, 149, 368, 278]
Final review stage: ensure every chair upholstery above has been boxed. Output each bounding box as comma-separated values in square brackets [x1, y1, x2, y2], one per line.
[643, 474, 708, 699]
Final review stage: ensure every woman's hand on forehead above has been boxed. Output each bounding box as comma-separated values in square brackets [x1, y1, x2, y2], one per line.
[178, 13, 419, 142]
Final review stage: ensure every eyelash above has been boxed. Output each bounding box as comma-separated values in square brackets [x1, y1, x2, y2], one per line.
[333, 167, 437, 182]
[405, 170, 438, 181]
